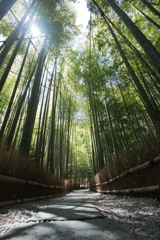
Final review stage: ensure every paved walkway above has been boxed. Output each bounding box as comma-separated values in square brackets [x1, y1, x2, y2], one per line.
[0, 190, 136, 240]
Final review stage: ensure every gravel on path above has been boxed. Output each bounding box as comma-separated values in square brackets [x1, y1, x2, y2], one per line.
[0, 190, 160, 239]
[84, 191, 160, 240]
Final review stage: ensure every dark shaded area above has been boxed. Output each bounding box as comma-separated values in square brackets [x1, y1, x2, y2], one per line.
[0, 182, 71, 202]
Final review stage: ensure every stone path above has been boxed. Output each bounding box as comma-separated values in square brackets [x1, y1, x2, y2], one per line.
[0, 190, 137, 240]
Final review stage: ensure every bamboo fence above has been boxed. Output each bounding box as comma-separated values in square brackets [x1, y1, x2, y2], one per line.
[90, 155, 160, 194]
[0, 174, 67, 189]
[0, 174, 72, 207]
[0, 194, 65, 208]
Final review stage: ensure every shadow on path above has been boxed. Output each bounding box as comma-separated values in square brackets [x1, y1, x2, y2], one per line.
[0, 190, 136, 240]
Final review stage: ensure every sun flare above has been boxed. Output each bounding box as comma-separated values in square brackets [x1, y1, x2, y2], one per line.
[30, 24, 41, 37]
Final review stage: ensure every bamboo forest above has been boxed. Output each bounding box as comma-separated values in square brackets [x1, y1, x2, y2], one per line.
[0, 0, 160, 198]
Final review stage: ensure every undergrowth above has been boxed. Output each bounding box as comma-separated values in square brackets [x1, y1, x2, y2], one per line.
[0, 140, 68, 187]
[90, 134, 160, 190]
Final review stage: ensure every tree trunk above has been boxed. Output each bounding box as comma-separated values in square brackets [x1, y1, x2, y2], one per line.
[48, 58, 58, 173]
[6, 59, 38, 146]
[40, 80, 52, 168]
[0, 38, 31, 137]
[35, 68, 49, 165]
[131, 3, 160, 30]
[0, 26, 28, 92]
[19, 38, 47, 155]
[65, 95, 72, 179]
[139, 0, 160, 19]
[0, 0, 17, 20]
[0, 0, 36, 67]
[105, 18, 160, 133]
[99, 0, 160, 72]
[92, 0, 160, 134]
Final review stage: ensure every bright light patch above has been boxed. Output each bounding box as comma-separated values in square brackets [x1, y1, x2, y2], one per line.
[76, 0, 90, 26]
[73, 0, 90, 30]
[0, 35, 5, 46]
[30, 24, 41, 37]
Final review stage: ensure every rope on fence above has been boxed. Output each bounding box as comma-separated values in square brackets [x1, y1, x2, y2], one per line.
[96, 184, 160, 194]
[0, 193, 65, 208]
[90, 155, 160, 187]
[0, 174, 67, 189]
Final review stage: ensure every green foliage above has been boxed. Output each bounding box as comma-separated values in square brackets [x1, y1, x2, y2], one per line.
[70, 122, 92, 183]
[35, 0, 78, 47]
